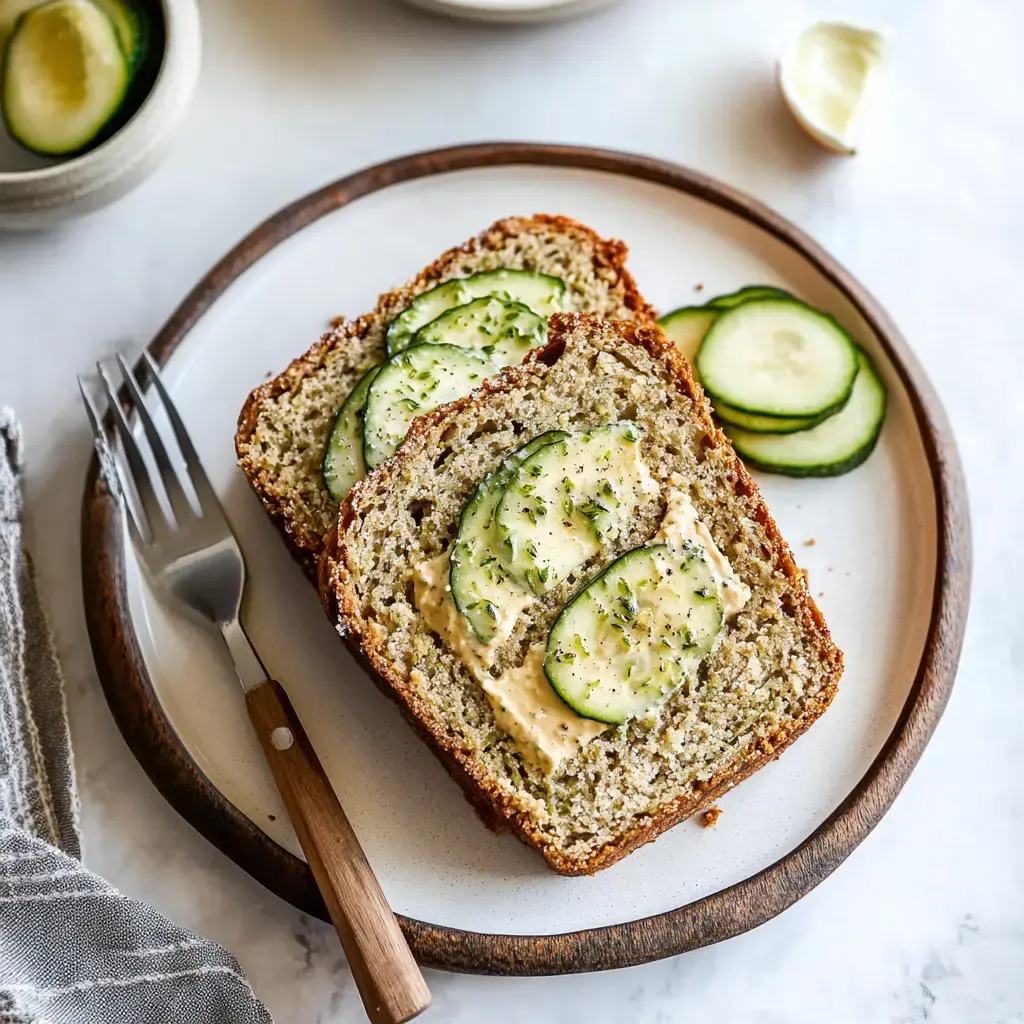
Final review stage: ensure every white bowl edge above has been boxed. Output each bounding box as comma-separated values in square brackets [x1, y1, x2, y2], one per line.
[0, 0, 201, 229]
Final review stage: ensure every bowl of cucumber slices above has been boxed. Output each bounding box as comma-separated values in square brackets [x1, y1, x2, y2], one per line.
[0, 0, 199, 228]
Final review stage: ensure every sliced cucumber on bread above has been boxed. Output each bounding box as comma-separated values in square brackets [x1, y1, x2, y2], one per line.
[495, 422, 656, 595]
[413, 296, 547, 366]
[544, 543, 723, 724]
[362, 343, 495, 469]
[450, 430, 568, 642]
[697, 298, 858, 419]
[322, 363, 381, 502]
[725, 349, 886, 476]
[1, 0, 130, 156]
[323, 277, 553, 499]
[386, 269, 565, 355]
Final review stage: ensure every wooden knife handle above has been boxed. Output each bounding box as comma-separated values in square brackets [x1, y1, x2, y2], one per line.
[246, 679, 430, 1024]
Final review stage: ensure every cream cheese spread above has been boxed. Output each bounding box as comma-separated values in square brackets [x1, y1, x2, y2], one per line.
[654, 474, 752, 618]
[413, 551, 605, 774]
[479, 645, 607, 776]
[413, 550, 531, 677]
[411, 475, 750, 775]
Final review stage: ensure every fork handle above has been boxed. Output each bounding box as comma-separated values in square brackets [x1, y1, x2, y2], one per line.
[246, 680, 430, 1024]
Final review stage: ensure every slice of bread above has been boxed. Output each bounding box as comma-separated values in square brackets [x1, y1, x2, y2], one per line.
[235, 215, 655, 578]
[320, 314, 843, 875]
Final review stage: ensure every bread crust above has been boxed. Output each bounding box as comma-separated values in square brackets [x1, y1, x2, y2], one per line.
[320, 313, 843, 875]
[235, 215, 656, 579]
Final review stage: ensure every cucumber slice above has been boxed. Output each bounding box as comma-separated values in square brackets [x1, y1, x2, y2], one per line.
[1, 0, 129, 156]
[657, 288, 796, 365]
[450, 430, 569, 643]
[386, 269, 565, 355]
[657, 306, 718, 364]
[362, 343, 496, 469]
[322, 363, 381, 503]
[496, 422, 656, 595]
[0, 0, 148, 70]
[713, 400, 832, 435]
[705, 285, 793, 310]
[413, 297, 547, 367]
[544, 543, 723, 724]
[725, 349, 886, 476]
[91, 0, 147, 72]
[696, 298, 858, 419]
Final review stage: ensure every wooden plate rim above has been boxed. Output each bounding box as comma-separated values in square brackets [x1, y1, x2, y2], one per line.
[81, 142, 971, 975]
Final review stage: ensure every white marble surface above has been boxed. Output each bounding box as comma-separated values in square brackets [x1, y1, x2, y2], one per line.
[1, 0, 1022, 1020]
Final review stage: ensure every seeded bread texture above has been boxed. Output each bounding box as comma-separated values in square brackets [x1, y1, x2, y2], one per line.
[236, 215, 655, 577]
[321, 314, 843, 875]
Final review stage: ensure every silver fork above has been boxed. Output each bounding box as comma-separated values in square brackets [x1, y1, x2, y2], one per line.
[80, 353, 430, 1024]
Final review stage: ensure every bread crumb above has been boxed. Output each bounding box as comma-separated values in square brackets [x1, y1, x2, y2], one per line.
[801, 568, 810, 585]
[694, 282, 705, 292]
[804, 538, 816, 547]
[700, 806, 722, 828]
[330, 315, 346, 328]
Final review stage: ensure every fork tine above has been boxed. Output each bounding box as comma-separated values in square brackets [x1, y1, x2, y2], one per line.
[79, 374, 127, 504]
[97, 362, 168, 541]
[141, 351, 223, 518]
[79, 374, 107, 450]
[81, 374, 151, 549]
[121, 489, 149, 554]
[116, 355, 196, 525]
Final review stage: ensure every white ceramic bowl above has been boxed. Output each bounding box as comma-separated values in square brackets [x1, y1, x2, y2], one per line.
[402, 0, 619, 23]
[0, 0, 201, 230]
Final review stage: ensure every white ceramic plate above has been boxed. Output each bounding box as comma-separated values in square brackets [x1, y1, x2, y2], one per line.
[84, 145, 967, 973]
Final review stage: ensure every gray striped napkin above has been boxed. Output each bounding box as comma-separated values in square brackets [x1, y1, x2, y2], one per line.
[0, 408, 273, 1024]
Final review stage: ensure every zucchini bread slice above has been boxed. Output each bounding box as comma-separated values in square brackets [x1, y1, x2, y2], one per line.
[320, 313, 843, 875]
[235, 215, 655, 578]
